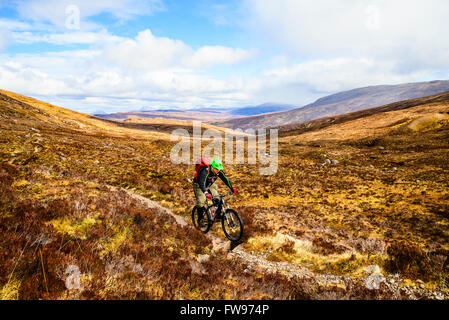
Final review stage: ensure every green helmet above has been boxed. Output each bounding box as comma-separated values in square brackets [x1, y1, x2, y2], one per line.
[210, 158, 223, 171]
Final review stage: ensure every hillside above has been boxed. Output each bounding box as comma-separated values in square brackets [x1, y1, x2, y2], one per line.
[96, 103, 296, 122]
[96, 109, 227, 122]
[0, 90, 234, 138]
[277, 90, 449, 137]
[0, 90, 293, 300]
[230, 103, 296, 116]
[1, 90, 449, 300]
[213, 80, 449, 130]
[0, 90, 173, 140]
[121, 117, 247, 137]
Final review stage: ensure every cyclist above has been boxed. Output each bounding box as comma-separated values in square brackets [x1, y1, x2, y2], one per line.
[193, 158, 237, 224]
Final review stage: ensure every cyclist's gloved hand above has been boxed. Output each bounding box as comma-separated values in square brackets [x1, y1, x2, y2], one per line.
[206, 193, 212, 200]
[232, 187, 237, 194]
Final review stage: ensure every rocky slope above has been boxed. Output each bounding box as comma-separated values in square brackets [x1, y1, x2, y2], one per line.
[213, 80, 449, 129]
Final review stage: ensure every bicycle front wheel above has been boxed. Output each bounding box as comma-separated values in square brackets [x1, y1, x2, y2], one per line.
[221, 209, 244, 242]
[192, 206, 211, 233]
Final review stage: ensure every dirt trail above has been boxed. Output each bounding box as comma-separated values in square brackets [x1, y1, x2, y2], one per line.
[121, 188, 189, 227]
[119, 187, 446, 300]
[119, 187, 312, 277]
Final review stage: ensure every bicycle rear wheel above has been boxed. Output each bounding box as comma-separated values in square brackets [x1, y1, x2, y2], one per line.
[221, 209, 243, 242]
[192, 206, 211, 233]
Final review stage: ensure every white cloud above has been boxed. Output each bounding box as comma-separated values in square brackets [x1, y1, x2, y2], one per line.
[103, 30, 193, 70]
[247, 0, 449, 65]
[0, 61, 75, 95]
[0, 2, 257, 112]
[13, 29, 124, 45]
[185, 46, 257, 68]
[9, 28, 254, 70]
[0, 29, 254, 113]
[250, 57, 433, 105]
[102, 29, 255, 70]
[240, 0, 449, 103]
[0, 19, 34, 31]
[0, 29, 9, 51]
[2, 1, 448, 113]
[263, 58, 430, 91]
[14, 0, 164, 29]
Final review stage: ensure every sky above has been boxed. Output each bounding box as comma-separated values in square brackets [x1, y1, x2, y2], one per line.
[0, 0, 449, 114]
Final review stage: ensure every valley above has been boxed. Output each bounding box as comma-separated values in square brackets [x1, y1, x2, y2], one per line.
[1, 89, 448, 300]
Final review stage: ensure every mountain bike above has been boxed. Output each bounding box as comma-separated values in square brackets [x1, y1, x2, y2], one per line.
[192, 191, 244, 242]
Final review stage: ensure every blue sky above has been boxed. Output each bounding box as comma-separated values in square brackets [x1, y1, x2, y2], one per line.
[1, 0, 448, 114]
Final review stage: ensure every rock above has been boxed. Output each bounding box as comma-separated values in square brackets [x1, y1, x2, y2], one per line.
[33, 234, 53, 246]
[365, 273, 385, 290]
[320, 159, 331, 167]
[365, 265, 381, 275]
[197, 254, 210, 264]
[189, 260, 206, 275]
[378, 146, 385, 150]
[132, 263, 143, 274]
[213, 241, 231, 254]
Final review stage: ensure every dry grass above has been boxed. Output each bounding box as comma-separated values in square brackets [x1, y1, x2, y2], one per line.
[0, 90, 294, 300]
[1, 89, 449, 299]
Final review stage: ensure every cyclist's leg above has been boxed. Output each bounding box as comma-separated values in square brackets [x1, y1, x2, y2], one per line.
[208, 183, 220, 218]
[208, 182, 219, 197]
[193, 182, 206, 221]
[193, 182, 206, 207]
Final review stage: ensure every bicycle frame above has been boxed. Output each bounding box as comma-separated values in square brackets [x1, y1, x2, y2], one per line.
[205, 192, 232, 221]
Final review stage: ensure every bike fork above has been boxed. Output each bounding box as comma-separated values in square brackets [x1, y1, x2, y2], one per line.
[224, 210, 236, 226]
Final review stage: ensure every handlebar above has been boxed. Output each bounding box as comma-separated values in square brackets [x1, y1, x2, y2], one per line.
[211, 191, 234, 200]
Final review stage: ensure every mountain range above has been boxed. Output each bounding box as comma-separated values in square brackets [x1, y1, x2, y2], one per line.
[95, 103, 296, 122]
[212, 80, 449, 129]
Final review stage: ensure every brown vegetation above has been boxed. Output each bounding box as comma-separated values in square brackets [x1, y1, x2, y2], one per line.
[1, 89, 448, 299]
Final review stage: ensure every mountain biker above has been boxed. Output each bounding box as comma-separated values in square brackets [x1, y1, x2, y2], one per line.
[193, 158, 237, 224]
